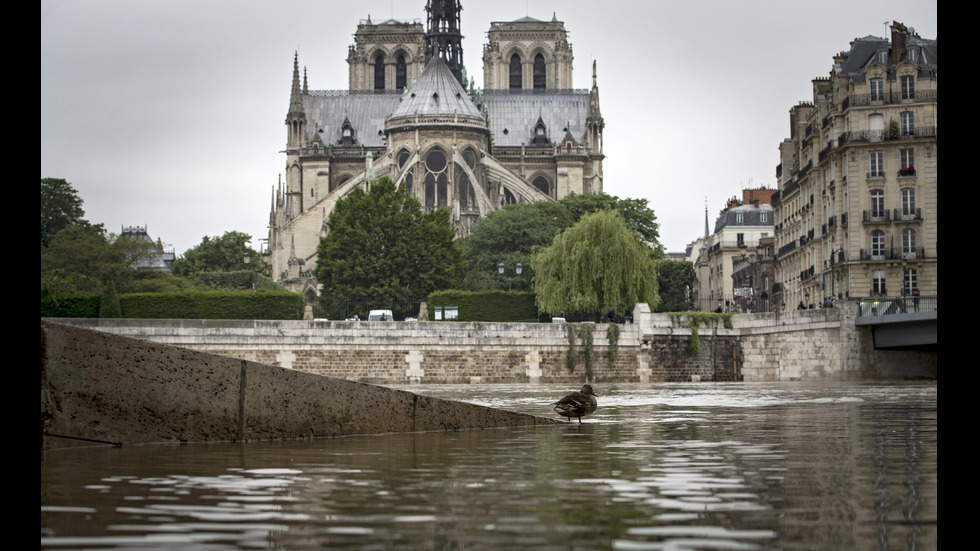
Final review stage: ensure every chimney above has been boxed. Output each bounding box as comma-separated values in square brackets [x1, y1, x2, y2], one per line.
[890, 21, 909, 65]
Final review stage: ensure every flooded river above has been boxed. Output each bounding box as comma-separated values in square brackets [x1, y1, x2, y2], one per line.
[41, 382, 936, 550]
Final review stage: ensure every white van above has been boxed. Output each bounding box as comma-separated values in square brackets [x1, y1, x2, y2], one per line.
[368, 309, 394, 321]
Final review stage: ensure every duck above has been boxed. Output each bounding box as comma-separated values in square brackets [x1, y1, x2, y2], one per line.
[552, 384, 598, 423]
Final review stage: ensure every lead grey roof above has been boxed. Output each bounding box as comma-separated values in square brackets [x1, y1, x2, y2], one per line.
[714, 204, 774, 233]
[389, 57, 484, 120]
[304, 92, 402, 147]
[839, 34, 938, 81]
[483, 90, 589, 146]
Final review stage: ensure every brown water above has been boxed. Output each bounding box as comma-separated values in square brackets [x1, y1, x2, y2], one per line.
[41, 382, 937, 550]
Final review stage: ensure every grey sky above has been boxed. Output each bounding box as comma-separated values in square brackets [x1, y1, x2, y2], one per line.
[41, 0, 937, 256]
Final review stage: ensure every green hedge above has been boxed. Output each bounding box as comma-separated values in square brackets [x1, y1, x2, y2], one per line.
[42, 290, 303, 320]
[40, 295, 101, 318]
[427, 290, 541, 322]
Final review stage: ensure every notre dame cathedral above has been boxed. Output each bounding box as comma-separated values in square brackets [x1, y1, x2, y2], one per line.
[266, 0, 604, 301]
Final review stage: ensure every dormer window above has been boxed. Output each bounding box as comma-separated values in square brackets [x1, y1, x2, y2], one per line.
[530, 117, 550, 146]
[338, 118, 357, 146]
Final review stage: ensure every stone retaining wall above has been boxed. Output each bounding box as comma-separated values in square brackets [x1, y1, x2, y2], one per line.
[45, 301, 935, 384]
[41, 321, 555, 448]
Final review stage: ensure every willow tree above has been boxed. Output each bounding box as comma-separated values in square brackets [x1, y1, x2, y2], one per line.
[532, 210, 660, 318]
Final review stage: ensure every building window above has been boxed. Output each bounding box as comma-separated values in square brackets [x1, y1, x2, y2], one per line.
[869, 114, 884, 142]
[736, 212, 743, 223]
[872, 269, 887, 295]
[760, 212, 768, 223]
[509, 54, 522, 89]
[871, 229, 886, 259]
[374, 53, 385, 90]
[870, 78, 884, 102]
[901, 75, 915, 101]
[532, 176, 549, 196]
[396, 55, 407, 90]
[901, 188, 915, 218]
[869, 151, 884, 178]
[398, 150, 413, 194]
[902, 228, 917, 258]
[533, 53, 546, 89]
[900, 111, 914, 137]
[424, 149, 449, 208]
[903, 268, 918, 295]
[870, 189, 885, 220]
[899, 148, 915, 175]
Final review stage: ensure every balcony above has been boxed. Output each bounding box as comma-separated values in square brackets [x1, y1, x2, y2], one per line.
[894, 208, 922, 222]
[901, 247, 926, 260]
[860, 248, 900, 261]
[863, 210, 891, 224]
[845, 89, 937, 108]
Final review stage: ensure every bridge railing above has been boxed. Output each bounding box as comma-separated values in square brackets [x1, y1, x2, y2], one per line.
[857, 296, 936, 317]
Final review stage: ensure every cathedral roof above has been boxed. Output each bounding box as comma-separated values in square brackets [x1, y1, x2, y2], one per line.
[303, 92, 401, 148]
[388, 57, 484, 120]
[483, 90, 590, 147]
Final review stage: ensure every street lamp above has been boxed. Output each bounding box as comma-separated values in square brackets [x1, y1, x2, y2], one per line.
[243, 251, 257, 291]
[498, 262, 523, 291]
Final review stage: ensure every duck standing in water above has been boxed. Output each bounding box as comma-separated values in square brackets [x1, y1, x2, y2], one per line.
[552, 384, 598, 423]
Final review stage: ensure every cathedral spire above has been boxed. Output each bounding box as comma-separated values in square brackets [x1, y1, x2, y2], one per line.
[586, 60, 604, 153]
[286, 52, 307, 150]
[289, 52, 303, 115]
[425, 0, 464, 84]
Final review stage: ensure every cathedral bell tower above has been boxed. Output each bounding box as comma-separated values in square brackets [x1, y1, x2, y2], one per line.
[425, 0, 464, 85]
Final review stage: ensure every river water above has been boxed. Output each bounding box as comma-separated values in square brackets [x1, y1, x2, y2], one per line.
[41, 382, 936, 550]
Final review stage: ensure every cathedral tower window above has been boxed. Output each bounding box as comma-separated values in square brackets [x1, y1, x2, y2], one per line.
[396, 54, 407, 90]
[533, 54, 546, 89]
[374, 53, 385, 91]
[509, 53, 522, 89]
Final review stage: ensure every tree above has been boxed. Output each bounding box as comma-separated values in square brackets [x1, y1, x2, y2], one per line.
[458, 201, 573, 291]
[41, 178, 88, 247]
[532, 210, 660, 318]
[314, 177, 464, 317]
[172, 231, 260, 276]
[655, 260, 696, 312]
[559, 192, 663, 256]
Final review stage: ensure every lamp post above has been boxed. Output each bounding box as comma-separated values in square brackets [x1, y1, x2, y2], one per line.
[497, 262, 522, 291]
[243, 251, 257, 291]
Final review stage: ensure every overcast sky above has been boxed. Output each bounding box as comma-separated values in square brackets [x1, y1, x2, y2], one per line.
[41, 0, 937, 256]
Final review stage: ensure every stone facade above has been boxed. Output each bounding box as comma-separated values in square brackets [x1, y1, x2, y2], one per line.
[772, 21, 937, 309]
[266, 2, 604, 300]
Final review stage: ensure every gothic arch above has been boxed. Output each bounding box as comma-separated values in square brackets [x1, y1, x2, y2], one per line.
[529, 173, 552, 197]
[393, 49, 409, 90]
[508, 51, 523, 89]
[422, 147, 450, 209]
[373, 51, 386, 90]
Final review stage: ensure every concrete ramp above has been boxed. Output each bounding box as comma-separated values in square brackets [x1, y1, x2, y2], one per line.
[41, 321, 554, 449]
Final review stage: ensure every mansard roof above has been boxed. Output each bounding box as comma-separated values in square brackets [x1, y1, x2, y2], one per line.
[713, 204, 774, 233]
[483, 90, 589, 147]
[388, 57, 484, 120]
[839, 33, 937, 81]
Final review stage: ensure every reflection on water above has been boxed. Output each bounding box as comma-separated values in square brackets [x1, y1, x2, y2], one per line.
[41, 382, 936, 550]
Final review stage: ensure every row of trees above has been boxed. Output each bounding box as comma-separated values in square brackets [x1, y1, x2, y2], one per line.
[313, 177, 695, 320]
[43, 176, 696, 320]
[41, 178, 278, 308]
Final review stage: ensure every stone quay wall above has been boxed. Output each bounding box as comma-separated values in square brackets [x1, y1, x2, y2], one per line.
[41, 321, 555, 448]
[46, 301, 934, 383]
